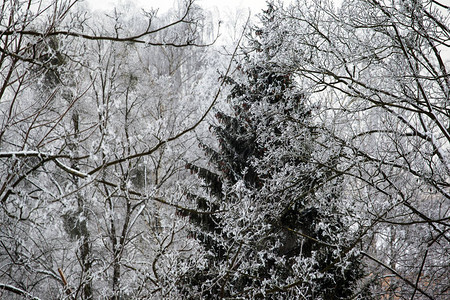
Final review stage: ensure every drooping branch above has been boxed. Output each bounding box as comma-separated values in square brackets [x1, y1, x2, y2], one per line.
[0, 0, 213, 47]
[0, 283, 42, 300]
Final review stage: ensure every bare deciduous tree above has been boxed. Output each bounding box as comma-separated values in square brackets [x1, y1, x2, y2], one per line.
[0, 0, 223, 299]
[276, 0, 449, 298]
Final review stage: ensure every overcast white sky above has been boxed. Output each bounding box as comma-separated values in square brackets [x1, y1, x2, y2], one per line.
[87, 0, 268, 14]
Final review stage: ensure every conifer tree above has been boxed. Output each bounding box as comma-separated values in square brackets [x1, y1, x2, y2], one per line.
[180, 4, 365, 299]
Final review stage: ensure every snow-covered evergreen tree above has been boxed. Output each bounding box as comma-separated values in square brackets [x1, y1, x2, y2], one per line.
[180, 4, 365, 299]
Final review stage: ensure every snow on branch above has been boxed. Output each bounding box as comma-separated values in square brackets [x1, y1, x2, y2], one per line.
[0, 151, 87, 160]
[0, 283, 41, 300]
